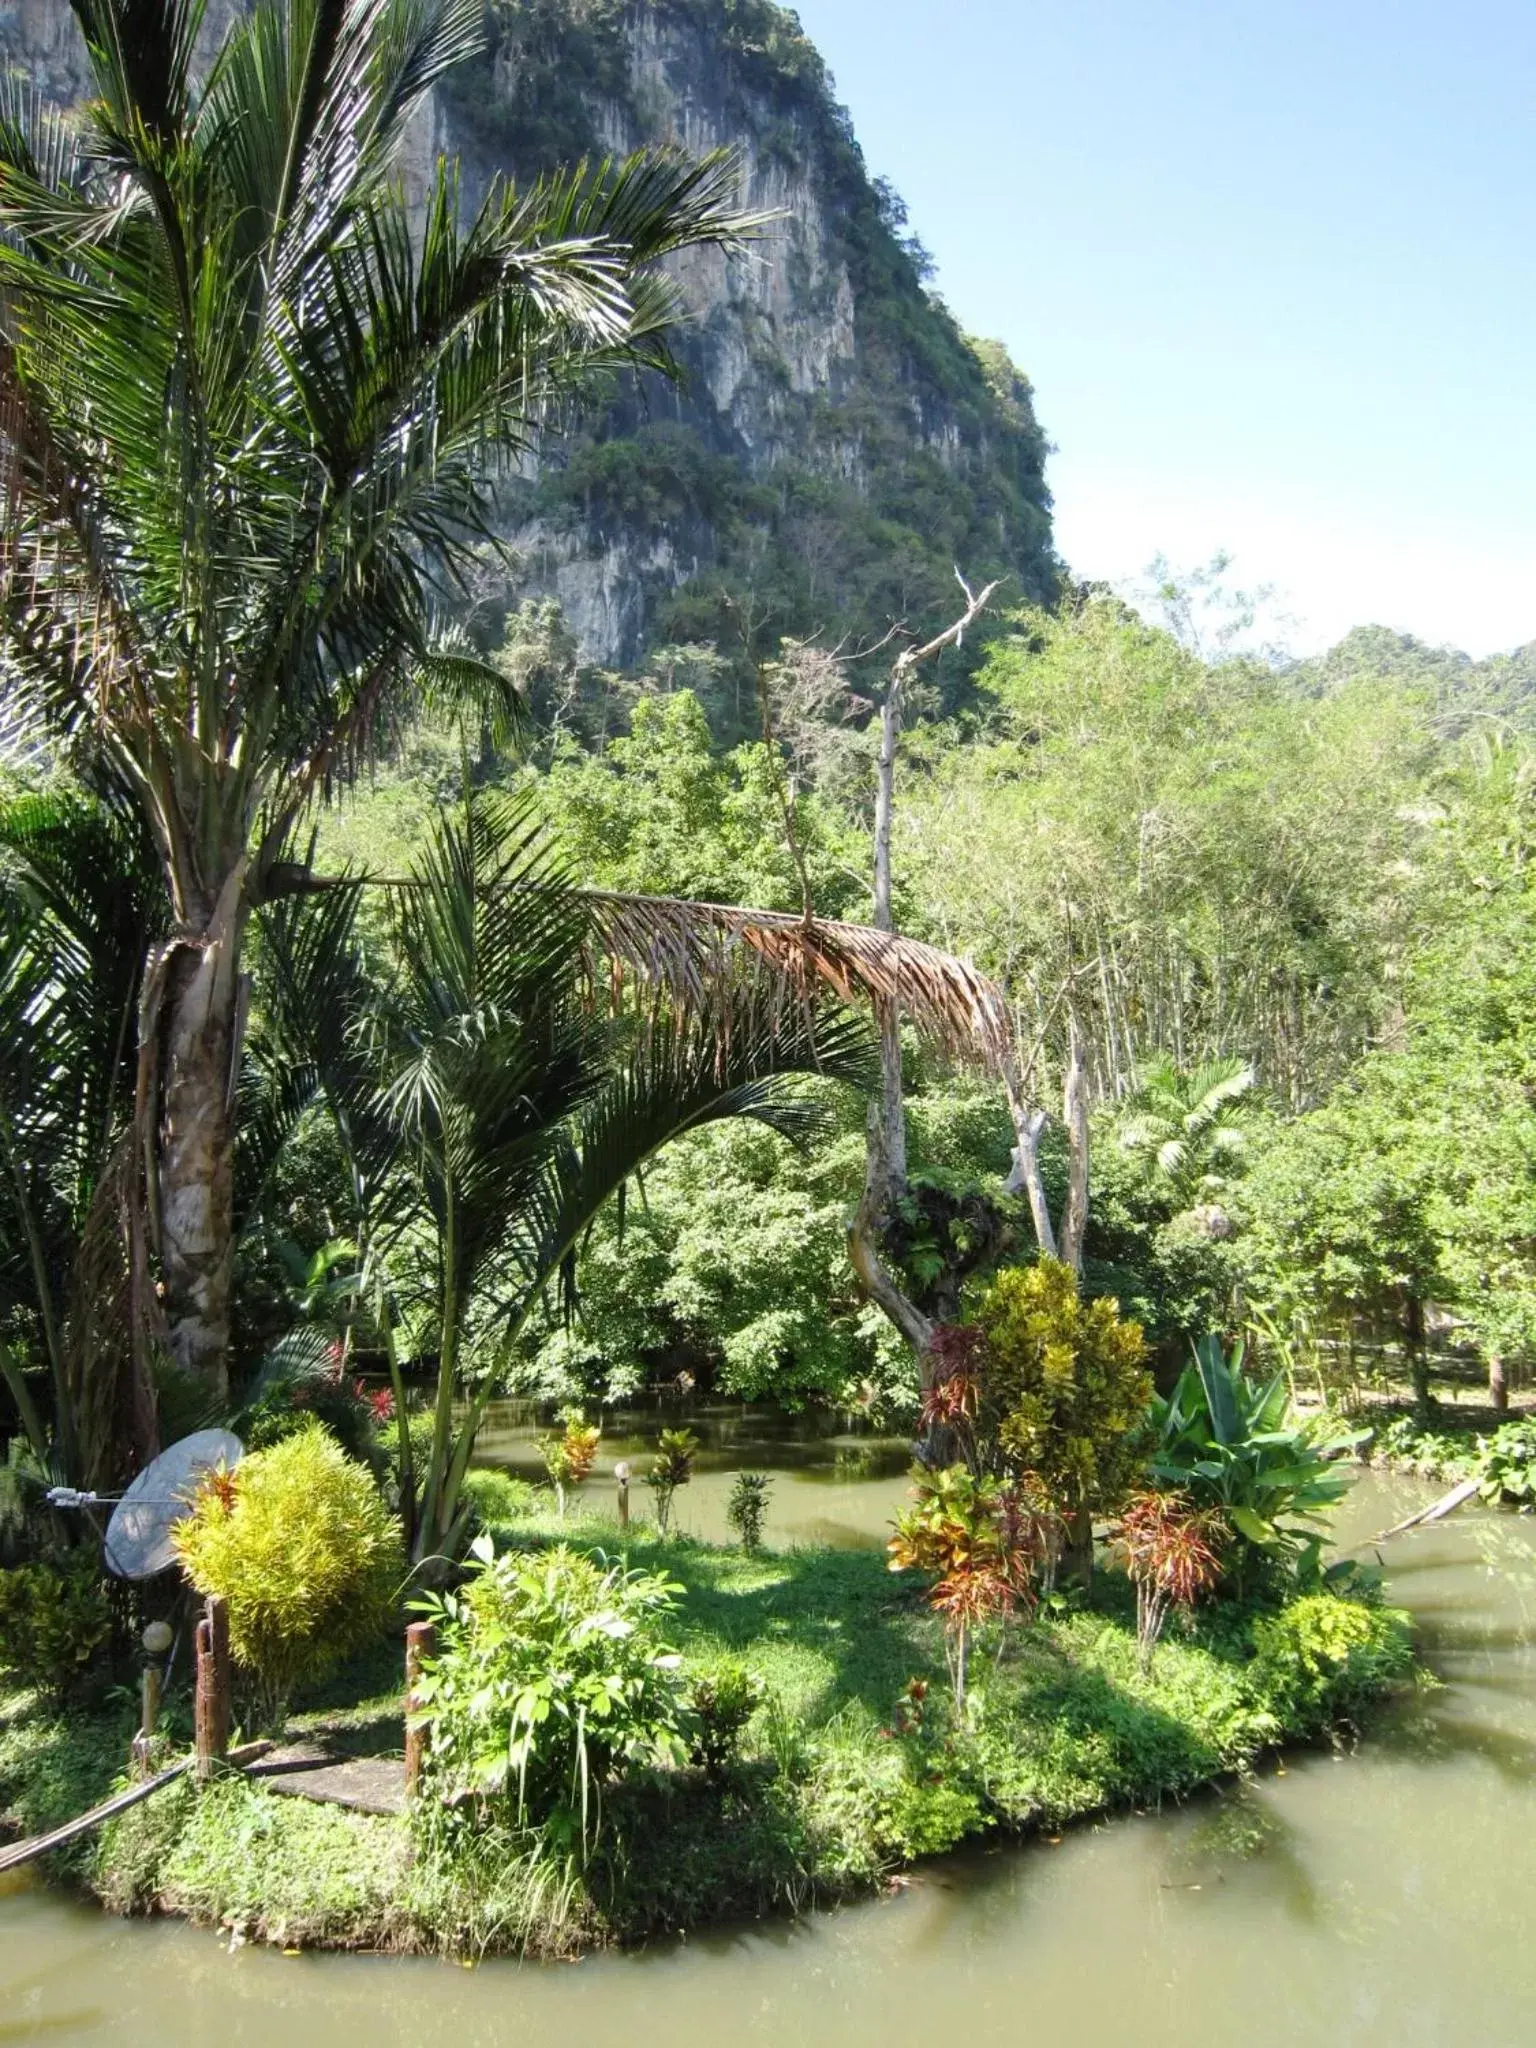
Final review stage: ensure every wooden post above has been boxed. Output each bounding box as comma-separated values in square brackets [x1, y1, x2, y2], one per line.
[194, 1595, 230, 1785]
[614, 1460, 631, 1532]
[404, 1619, 436, 1800]
[131, 1664, 163, 1777]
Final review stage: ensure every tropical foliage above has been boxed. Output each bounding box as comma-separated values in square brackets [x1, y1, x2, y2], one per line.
[413, 1536, 689, 1858]
[1149, 1338, 1357, 1578]
[0, 0, 757, 1398]
[173, 1422, 402, 1724]
[976, 1259, 1154, 1568]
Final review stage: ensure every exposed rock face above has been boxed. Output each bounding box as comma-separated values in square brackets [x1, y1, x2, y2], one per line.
[0, 0, 1055, 672]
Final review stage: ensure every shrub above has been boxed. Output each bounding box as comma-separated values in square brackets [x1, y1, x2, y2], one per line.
[687, 1661, 763, 1781]
[1477, 1419, 1536, 1507]
[888, 1464, 1050, 1707]
[539, 1408, 601, 1517]
[1248, 1594, 1414, 1733]
[0, 1550, 113, 1699]
[238, 1331, 383, 1469]
[461, 1468, 539, 1532]
[0, 1444, 51, 1567]
[1111, 1491, 1226, 1669]
[647, 1427, 699, 1535]
[1151, 1336, 1358, 1582]
[172, 1422, 402, 1726]
[413, 1539, 689, 1860]
[725, 1471, 773, 1552]
[976, 1258, 1154, 1565]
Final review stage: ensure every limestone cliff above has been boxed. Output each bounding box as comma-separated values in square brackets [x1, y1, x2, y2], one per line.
[0, 0, 1056, 675]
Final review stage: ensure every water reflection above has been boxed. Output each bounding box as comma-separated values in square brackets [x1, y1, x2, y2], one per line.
[5, 1471, 1536, 2045]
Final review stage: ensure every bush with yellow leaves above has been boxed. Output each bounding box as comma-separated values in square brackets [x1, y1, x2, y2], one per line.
[173, 1421, 402, 1726]
[976, 1258, 1154, 1575]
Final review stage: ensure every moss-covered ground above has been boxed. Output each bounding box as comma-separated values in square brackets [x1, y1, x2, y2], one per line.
[0, 1482, 1415, 1958]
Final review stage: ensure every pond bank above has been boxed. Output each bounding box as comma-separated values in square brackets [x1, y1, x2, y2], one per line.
[1, 1491, 1413, 1959]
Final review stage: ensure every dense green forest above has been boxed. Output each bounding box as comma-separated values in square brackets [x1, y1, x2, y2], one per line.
[289, 588, 1536, 1418]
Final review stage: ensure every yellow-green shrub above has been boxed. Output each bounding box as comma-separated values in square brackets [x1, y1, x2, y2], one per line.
[977, 1258, 1154, 1539]
[1248, 1593, 1414, 1732]
[173, 1422, 401, 1722]
[0, 1551, 113, 1698]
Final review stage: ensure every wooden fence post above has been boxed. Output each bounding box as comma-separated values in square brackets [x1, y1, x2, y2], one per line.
[614, 1460, 631, 1532]
[194, 1595, 230, 1785]
[131, 1664, 162, 1778]
[404, 1619, 436, 1799]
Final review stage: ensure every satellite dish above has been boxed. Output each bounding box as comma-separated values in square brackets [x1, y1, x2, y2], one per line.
[103, 1429, 244, 1580]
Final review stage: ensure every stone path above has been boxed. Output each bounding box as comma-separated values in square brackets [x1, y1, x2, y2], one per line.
[247, 1743, 407, 1817]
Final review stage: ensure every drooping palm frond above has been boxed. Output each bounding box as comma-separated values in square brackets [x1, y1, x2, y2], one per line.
[581, 891, 1014, 1074]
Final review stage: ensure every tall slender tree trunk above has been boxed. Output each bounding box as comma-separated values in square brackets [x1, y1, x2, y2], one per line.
[1489, 1352, 1509, 1415]
[848, 676, 936, 1370]
[1058, 1010, 1090, 1274]
[153, 868, 247, 1406]
[1005, 1006, 1090, 1276]
[1404, 1293, 1432, 1421]
[847, 578, 999, 1381]
[868, 677, 909, 1200]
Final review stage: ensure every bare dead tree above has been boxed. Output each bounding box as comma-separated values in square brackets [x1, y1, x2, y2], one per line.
[850, 573, 1002, 1378]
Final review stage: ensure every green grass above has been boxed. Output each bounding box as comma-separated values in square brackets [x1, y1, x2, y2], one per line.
[0, 1504, 1415, 1957]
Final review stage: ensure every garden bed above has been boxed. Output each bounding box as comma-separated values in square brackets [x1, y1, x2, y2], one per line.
[0, 1495, 1414, 1960]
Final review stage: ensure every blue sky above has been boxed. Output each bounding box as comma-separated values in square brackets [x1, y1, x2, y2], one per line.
[793, 0, 1536, 656]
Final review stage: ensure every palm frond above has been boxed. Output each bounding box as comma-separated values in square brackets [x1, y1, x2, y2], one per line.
[582, 891, 1013, 1073]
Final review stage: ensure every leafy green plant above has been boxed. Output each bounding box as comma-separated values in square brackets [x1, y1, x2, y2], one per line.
[413, 1539, 688, 1861]
[0, 1551, 113, 1700]
[1248, 1594, 1414, 1732]
[1476, 1419, 1536, 1507]
[888, 1464, 1047, 1707]
[1150, 1337, 1358, 1579]
[726, 1471, 774, 1552]
[539, 1409, 602, 1517]
[173, 1423, 402, 1727]
[1115, 1056, 1257, 1211]
[1111, 1491, 1226, 1670]
[977, 1258, 1154, 1574]
[647, 1428, 701, 1535]
[687, 1662, 764, 1781]
[237, 1328, 383, 1469]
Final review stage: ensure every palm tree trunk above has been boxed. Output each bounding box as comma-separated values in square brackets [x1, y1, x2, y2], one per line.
[154, 870, 247, 1405]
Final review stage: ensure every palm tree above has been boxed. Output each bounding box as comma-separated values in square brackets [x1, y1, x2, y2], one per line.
[0, 0, 753, 1398]
[0, 780, 166, 1486]
[257, 792, 876, 1563]
[1116, 1054, 1257, 1213]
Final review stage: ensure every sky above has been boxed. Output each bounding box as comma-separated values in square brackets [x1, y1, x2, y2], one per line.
[793, 0, 1536, 658]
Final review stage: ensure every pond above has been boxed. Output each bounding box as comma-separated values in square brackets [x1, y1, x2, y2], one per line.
[4, 1452, 1536, 2046]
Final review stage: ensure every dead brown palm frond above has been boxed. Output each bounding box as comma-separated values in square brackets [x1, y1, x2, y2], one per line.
[580, 890, 1013, 1073]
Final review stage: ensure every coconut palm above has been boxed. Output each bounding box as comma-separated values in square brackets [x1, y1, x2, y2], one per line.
[255, 791, 878, 1563]
[1116, 1054, 1257, 1212]
[0, 0, 754, 1398]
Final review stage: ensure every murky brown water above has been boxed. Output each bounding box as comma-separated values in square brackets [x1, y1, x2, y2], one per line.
[5, 1465, 1535, 2046]
[473, 1399, 916, 1547]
